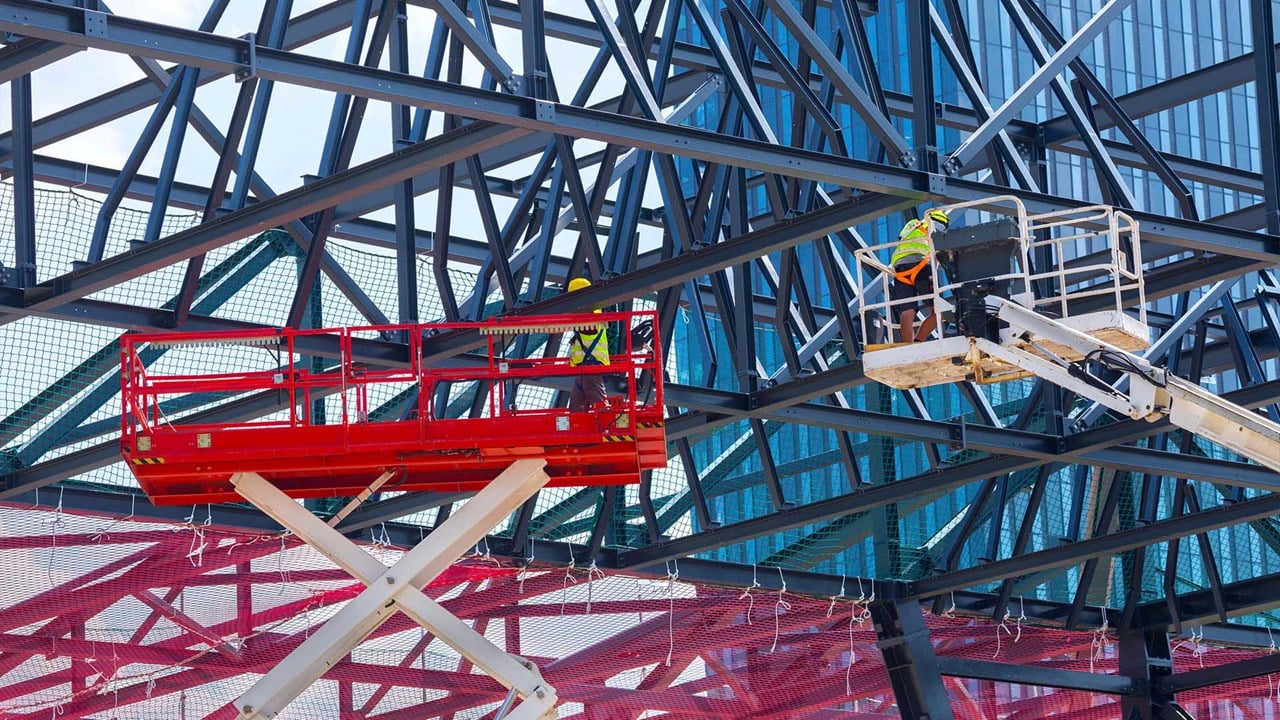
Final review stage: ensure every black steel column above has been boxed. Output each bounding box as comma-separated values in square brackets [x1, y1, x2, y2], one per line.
[1118, 629, 1179, 720]
[906, 0, 937, 172]
[9, 73, 36, 288]
[1254, 0, 1280, 234]
[870, 599, 954, 720]
[390, 0, 419, 325]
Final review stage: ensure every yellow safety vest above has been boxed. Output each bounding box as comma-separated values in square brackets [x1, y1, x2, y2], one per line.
[569, 325, 611, 367]
[890, 218, 936, 266]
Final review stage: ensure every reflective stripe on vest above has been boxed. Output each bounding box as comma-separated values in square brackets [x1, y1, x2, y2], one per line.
[890, 218, 933, 266]
[570, 326, 611, 366]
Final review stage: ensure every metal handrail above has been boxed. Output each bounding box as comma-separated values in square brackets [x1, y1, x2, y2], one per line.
[120, 312, 663, 448]
[853, 197, 1145, 346]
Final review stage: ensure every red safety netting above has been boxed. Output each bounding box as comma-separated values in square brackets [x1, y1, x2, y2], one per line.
[0, 502, 1275, 719]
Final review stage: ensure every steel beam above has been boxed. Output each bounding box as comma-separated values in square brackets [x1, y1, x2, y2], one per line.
[758, 0, 910, 163]
[25, 122, 528, 309]
[935, 656, 1135, 694]
[1157, 650, 1280, 693]
[1042, 40, 1280, 143]
[0, 0, 369, 163]
[911, 492, 1280, 599]
[8, 72, 36, 288]
[422, 0, 517, 90]
[929, 2, 1036, 188]
[0, 36, 79, 82]
[1254, 0, 1280, 234]
[870, 600, 954, 720]
[616, 431, 1280, 570]
[2, 1, 1273, 262]
[1119, 630, 1176, 720]
[996, 0, 1136, 207]
[944, 0, 1133, 171]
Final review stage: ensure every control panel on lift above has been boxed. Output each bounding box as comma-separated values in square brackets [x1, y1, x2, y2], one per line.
[120, 312, 666, 505]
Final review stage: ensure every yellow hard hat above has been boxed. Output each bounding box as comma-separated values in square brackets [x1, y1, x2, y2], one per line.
[926, 208, 950, 228]
[567, 277, 592, 292]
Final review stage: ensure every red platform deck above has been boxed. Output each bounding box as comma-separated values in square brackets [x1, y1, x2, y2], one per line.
[120, 313, 666, 505]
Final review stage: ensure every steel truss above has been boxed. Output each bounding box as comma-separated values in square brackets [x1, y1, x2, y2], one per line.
[1, 0, 1279, 715]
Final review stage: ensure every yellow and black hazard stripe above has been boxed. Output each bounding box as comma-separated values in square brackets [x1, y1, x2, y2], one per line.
[635, 422, 665, 429]
[602, 434, 635, 443]
[131, 457, 166, 466]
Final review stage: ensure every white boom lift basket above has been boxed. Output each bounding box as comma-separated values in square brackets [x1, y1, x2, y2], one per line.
[855, 195, 1150, 388]
[854, 196, 1280, 475]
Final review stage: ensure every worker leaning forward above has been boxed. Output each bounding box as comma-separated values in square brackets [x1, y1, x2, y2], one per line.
[890, 208, 949, 343]
[566, 277, 611, 412]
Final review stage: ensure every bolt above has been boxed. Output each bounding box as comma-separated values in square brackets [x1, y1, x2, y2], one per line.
[242, 706, 253, 714]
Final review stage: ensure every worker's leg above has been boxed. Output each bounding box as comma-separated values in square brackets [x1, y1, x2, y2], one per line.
[568, 377, 586, 412]
[914, 312, 938, 341]
[897, 308, 916, 344]
[909, 262, 937, 342]
[583, 373, 607, 408]
[890, 265, 921, 344]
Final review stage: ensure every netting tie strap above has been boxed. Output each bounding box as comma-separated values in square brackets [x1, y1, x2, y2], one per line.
[468, 536, 503, 568]
[178, 504, 199, 532]
[92, 494, 136, 542]
[518, 539, 537, 593]
[71, 163, 89, 190]
[1090, 607, 1112, 672]
[770, 568, 791, 654]
[560, 542, 578, 616]
[45, 487, 67, 587]
[994, 608, 1015, 658]
[827, 576, 848, 618]
[585, 559, 605, 614]
[846, 599, 859, 695]
[738, 564, 761, 625]
[664, 559, 679, 667]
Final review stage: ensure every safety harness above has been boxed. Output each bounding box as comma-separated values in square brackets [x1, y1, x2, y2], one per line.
[893, 256, 930, 286]
[572, 328, 609, 366]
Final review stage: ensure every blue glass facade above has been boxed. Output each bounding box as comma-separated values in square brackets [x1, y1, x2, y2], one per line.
[666, 0, 1280, 612]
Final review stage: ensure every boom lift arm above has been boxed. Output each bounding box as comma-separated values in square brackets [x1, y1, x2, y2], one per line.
[979, 297, 1280, 474]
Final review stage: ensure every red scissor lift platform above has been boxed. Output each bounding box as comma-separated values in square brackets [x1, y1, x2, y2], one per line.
[121, 312, 666, 505]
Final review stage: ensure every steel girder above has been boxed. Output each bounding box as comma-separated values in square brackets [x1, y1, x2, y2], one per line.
[0, 2, 1277, 263]
[0, 0, 1279, 713]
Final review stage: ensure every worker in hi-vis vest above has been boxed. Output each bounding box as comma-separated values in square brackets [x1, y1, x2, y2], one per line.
[566, 277, 611, 412]
[889, 208, 949, 343]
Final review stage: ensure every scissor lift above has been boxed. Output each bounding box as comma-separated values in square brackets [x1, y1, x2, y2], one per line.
[121, 312, 665, 504]
[120, 312, 667, 720]
[855, 197, 1280, 474]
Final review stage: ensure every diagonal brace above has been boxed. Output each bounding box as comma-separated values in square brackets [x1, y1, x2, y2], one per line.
[944, 0, 1133, 171]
